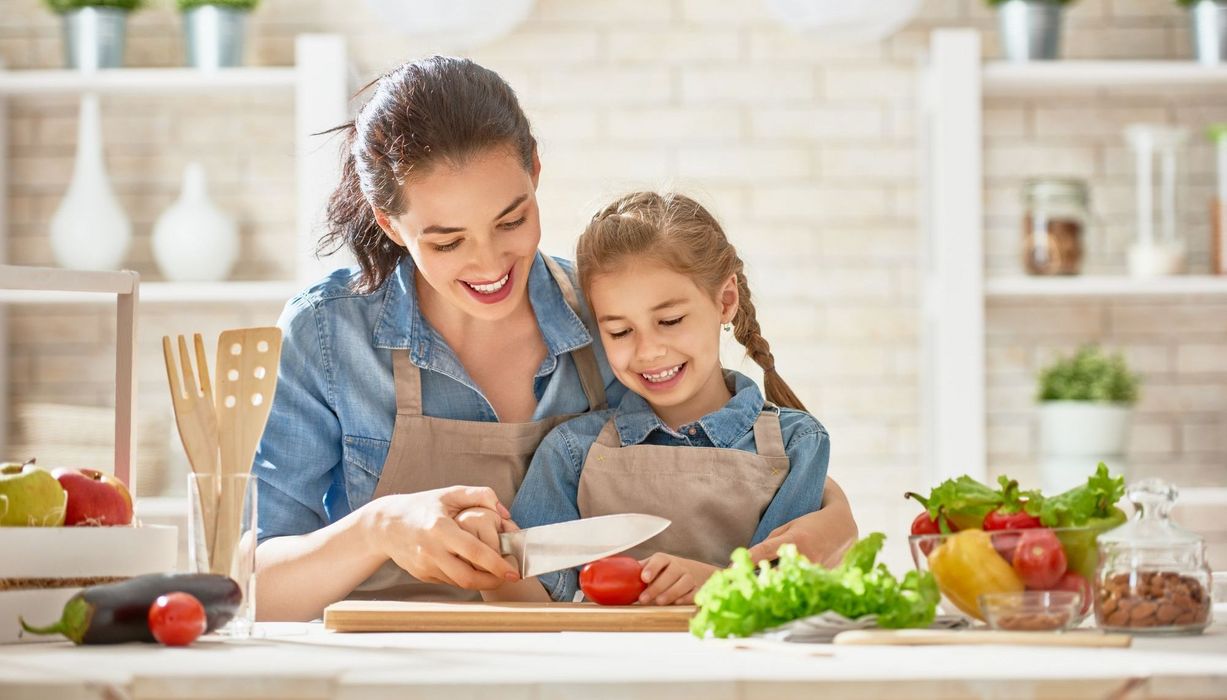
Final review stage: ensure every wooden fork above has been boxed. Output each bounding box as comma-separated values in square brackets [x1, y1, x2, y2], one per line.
[162, 333, 221, 572]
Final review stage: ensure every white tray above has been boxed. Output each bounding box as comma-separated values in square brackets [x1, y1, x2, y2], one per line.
[0, 524, 178, 645]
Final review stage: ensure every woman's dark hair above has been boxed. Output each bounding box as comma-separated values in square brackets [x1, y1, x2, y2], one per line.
[318, 56, 537, 293]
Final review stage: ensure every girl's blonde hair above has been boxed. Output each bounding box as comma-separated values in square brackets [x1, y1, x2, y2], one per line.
[576, 191, 807, 411]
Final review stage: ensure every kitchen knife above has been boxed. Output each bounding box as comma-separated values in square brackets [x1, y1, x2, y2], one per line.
[498, 513, 669, 578]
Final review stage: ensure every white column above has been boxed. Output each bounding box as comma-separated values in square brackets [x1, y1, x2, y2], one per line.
[294, 34, 352, 286]
[922, 30, 986, 484]
[0, 80, 9, 456]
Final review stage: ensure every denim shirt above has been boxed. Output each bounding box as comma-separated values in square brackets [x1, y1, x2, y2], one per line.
[254, 253, 626, 542]
[511, 370, 830, 602]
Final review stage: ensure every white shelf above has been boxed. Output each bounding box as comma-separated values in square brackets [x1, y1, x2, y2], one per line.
[0, 67, 296, 95]
[0, 280, 300, 305]
[986, 275, 1227, 298]
[0, 264, 136, 295]
[982, 61, 1227, 96]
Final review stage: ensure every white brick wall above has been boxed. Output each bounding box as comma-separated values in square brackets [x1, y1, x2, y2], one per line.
[4, 0, 1226, 571]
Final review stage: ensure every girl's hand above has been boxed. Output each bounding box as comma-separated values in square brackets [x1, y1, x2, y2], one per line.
[363, 485, 520, 590]
[636, 553, 719, 606]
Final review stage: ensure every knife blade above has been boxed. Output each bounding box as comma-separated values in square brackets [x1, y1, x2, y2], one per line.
[498, 513, 670, 578]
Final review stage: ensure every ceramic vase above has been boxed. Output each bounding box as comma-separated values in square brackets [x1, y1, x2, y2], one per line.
[1038, 401, 1132, 493]
[49, 94, 131, 271]
[152, 162, 239, 282]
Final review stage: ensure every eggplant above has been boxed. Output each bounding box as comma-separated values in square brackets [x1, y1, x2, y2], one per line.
[19, 573, 241, 645]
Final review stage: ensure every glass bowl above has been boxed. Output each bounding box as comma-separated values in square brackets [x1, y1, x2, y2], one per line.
[979, 591, 1082, 632]
[909, 526, 1111, 622]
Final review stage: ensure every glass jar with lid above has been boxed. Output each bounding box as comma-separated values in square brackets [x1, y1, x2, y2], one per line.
[1094, 479, 1213, 635]
[1022, 178, 1089, 276]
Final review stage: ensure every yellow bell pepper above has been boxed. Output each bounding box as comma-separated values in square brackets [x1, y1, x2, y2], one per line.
[927, 529, 1023, 620]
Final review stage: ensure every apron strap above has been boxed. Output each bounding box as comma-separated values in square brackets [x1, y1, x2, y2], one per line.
[391, 348, 424, 416]
[751, 407, 788, 459]
[542, 254, 607, 411]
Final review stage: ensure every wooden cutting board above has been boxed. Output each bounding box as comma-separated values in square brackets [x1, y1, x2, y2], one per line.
[833, 629, 1132, 648]
[323, 601, 697, 633]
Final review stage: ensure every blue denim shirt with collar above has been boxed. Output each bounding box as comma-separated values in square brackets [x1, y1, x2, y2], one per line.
[254, 252, 626, 543]
[510, 370, 830, 602]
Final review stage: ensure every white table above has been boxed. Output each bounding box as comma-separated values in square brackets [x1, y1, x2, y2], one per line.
[2, 619, 1226, 699]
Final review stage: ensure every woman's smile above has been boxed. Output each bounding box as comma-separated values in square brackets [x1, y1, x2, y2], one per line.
[460, 265, 515, 304]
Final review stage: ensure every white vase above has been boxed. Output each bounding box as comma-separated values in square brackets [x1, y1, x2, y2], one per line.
[1038, 401, 1132, 493]
[152, 162, 239, 282]
[49, 94, 131, 271]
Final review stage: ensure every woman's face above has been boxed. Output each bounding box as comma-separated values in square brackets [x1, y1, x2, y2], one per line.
[376, 146, 542, 322]
[589, 262, 738, 420]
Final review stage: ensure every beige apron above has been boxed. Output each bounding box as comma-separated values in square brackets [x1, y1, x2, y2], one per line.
[352, 256, 607, 600]
[576, 398, 790, 566]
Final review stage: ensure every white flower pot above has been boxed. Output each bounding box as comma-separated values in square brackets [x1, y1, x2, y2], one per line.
[152, 162, 239, 282]
[1039, 401, 1131, 493]
[49, 94, 131, 271]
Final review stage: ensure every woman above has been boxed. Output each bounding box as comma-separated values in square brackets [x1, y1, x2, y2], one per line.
[253, 56, 857, 621]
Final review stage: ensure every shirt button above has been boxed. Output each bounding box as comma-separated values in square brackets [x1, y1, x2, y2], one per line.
[687, 427, 697, 436]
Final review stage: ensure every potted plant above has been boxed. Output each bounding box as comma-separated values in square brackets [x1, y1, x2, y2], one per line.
[43, 0, 143, 70]
[986, 0, 1077, 62]
[1036, 345, 1140, 493]
[1179, 0, 1227, 64]
[178, 0, 259, 69]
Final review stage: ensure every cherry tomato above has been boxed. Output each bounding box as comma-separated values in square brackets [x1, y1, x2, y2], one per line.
[148, 592, 207, 646]
[911, 511, 955, 556]
[1053, 571, 1093, 616]
[1011, 528, 1068, 590]
[579, 556, 645, 606]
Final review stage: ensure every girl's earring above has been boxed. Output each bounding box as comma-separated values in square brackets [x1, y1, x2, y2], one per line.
[722, 323, 732, 333]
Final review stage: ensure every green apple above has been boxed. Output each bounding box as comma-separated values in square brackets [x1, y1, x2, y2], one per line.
[0, 460, 68, 527]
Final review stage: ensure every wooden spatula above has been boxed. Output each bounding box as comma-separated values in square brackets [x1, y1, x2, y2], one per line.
[212, 327, 282, 578]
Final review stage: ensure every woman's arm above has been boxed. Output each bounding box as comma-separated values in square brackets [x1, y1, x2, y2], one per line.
[256, 486, 519, 621]
[747, 477, 858, 568]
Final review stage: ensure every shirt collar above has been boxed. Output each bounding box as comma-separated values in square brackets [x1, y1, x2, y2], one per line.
[613, 370, 767, 448]
[372, 252, 593, 371]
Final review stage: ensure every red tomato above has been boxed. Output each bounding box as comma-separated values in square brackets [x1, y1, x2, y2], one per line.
[1012, 528, 1068, 590]
[579, 556, 645, 606]
[1053, 571, 1093, 616]
[148, 592, 207, 646]
[982, 508, 1042, 531]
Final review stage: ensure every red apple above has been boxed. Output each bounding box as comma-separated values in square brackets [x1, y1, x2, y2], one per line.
[50, 468, 133, 526]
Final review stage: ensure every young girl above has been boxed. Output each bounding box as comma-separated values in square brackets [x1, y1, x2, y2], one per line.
[468, 191, 841, 605]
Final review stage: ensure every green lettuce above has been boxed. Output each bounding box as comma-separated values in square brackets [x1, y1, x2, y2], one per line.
[689, 533, 939, 639]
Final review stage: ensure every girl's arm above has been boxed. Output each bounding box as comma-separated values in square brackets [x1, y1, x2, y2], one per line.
[747, 420, 858, 568]
[748, 477, 858, 568]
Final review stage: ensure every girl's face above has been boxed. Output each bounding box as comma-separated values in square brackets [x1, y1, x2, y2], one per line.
[589, 261, 739, 423]
[375, 146, 542, 322]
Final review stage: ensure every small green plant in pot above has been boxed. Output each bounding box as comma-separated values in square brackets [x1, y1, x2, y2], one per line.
[43, 1, 144, 70]
[1036, 345, 1140, 493]
[178, 0, 260, 69]
[986, 0, 1078, 62]
[1178, 0, 1227, 64]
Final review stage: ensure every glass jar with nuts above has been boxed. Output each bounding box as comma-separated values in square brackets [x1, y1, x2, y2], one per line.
[1094, 479, 1213, 635]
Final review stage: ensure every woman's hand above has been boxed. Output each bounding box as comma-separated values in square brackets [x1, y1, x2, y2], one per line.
[363, 485, 520, 590]
[746, 477, 858, 568]
[636, 553, 719, 606]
